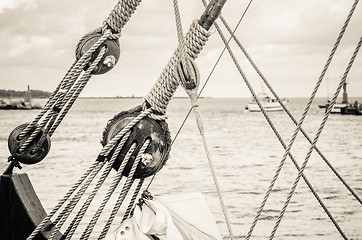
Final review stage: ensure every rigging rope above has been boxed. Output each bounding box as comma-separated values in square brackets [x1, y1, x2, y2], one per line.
[144, 0, 254, 236]
[62, 134, 133, 239]
[10, 0, 143, 169]
[270, 35, 362, 240]
[208, 9, 349, 240]
[201, 2, 361, 239]
[198, 0, 361, 239]
[246, 0, 360, 238]
[29, 2, 224, 239]
[98, 139, 150, 239]
[217, 5, 361, 206]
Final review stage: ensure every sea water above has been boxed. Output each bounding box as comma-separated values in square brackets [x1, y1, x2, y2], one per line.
[0, 98, 361, 239]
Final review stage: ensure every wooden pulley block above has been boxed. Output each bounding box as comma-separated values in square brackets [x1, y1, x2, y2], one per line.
[76, 31, 120, 75]
[176, 57, 200, 90]
[101, 107, 171, 179]
[8, 123, 51, 165]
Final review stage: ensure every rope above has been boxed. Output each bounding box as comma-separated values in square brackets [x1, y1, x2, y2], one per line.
[48, 162, 106, 239]
[81, 141, 137, 239]
[98, 108, 152, 158]
[190, 100, 235, 239]
[251, 1, 359, 238]
[121, 178, 145, 222]
[62, 132, 131, 239]
[98, 139, 150, 239]
[270, 36, 362, 240]
[208, 8, 350, 240]
[217, 9, 362, 206]
[245, 0, 360, 238]
[27, 161, 101, 240]
[172, 0, 195, 89]
[16, 0, 144, 157]
[103, 0, 142, 34]
[144, 20, 210, 115]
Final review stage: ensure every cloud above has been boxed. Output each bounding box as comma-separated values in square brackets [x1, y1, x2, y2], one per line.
[0, 0, 361, 98]
[0, 0, 38, 13]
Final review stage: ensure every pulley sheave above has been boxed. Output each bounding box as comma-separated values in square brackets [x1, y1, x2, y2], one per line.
[76, 31, 121, 75]
[8, 123, 51, 165]
[101, 107, 170, 178]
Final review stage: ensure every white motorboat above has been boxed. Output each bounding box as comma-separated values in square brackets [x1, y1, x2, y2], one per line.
[246, 93, 288, 112]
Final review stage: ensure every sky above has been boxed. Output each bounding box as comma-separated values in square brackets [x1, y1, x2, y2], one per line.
[0, 0, 361, 98]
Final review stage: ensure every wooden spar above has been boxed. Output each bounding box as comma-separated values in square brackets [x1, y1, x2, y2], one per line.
[199, 0, 227, 30]
[0, 173, 62, 240]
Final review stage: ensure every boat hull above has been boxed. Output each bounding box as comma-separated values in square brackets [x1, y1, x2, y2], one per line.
[246, 100, 288, 112]
[0, 173, 62, 240]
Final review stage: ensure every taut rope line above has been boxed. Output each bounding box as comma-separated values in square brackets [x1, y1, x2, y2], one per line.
[98, 139, 150, 239]
[62, 134, 133, 239]
[245, 0, 360, 238]
[208, 7, 350, 239]
[81, 140, 137, 239]
[209, 9, 350, 239]
[270, 36, 362, 240]
[217, 5, 361, 205]
[7, 0, 143, 172]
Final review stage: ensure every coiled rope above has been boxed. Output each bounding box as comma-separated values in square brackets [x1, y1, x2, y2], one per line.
[144, 20, 210, 115]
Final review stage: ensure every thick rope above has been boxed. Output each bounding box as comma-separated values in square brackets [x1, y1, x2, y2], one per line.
[98, 140, 150, 239]
[48, 162, 106, 239]
[270, 36, 362, 240]
[26, 161, 101, 240]
[121, 178, 145, 222]
[217, 10, 362, 205]
[172, 0, 194, 87]
[17, 0, 143, 157]
[103, 0, 142, 34]
[208, 7, 350, 239]
[144, 20, 210, 115]
[81, 142, 137, 239]
[62, 132, 131, 239]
